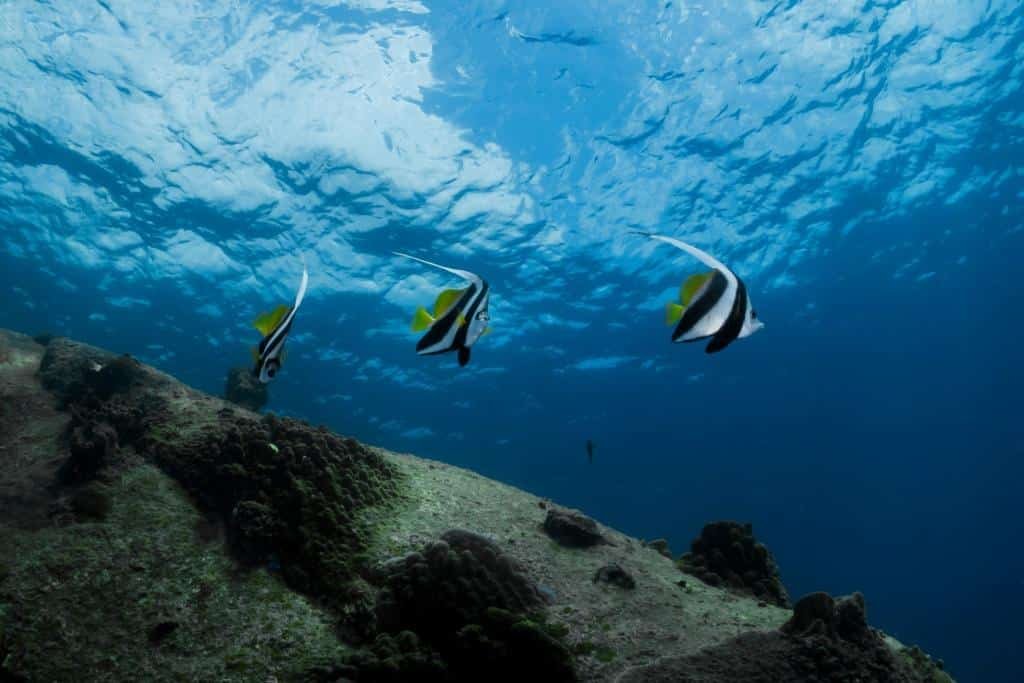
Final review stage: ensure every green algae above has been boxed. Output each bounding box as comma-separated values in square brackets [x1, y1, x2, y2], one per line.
[37, 338, 405, 617]
[0, 465, 348, 682]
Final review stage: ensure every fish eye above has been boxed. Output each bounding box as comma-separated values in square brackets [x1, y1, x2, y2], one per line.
[476, 311, 489, 322]
[267, 365, 277, 378]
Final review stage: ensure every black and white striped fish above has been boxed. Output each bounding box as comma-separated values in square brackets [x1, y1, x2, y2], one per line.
[251, 263, 309, 383]
[635, 232, 763, 353]
[394, 252, 490, 367]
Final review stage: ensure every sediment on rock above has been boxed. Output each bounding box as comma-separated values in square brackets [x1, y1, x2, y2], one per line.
[224, 366, 268, 411]
[620, 590, 952, 683]
[542, 507, 607, 548]
[35, 337, 404, 612]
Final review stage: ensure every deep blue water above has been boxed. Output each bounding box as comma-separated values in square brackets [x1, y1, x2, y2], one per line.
[2, 1, 1023, 681]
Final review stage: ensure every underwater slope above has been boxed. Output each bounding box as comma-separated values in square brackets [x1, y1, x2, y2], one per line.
[0, 328, 950, 682]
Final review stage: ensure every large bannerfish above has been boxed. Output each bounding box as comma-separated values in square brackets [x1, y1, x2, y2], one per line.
[393, 252, 491, 367]
[634, 232, 763, 353]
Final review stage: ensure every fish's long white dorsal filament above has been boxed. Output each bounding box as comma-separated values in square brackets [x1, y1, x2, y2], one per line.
[393, 251, 481, 284]
[293, 263, 309, 311]
[641, 233, 730, 274]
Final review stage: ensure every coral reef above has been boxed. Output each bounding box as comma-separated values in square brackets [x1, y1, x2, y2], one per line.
[543, 507, 607, 548]
[36, 336, 403, 613]
[0, 465, 351, 681]
[620, 591, 951, 683]
[147, 412, 401, 609]
[0, 330, 955, 683]
[364, 529, 575, 682]
[224, 366, 268, 412]
[678, 520, 790, 608]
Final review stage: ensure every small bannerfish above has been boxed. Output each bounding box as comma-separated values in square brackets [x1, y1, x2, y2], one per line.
[586, 439, 595, 464]
[393, 252, 491, 367]
[634, 232, 763, 353]
[251, 262, 309, 383]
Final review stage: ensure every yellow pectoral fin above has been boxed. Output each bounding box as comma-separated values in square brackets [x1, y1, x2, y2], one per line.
[411, 306, 435, 332]
[681, 272, 714, 306]
[665, 301, 685, 326]
[433, 288, 466, 318]
[481, 327, 493, 337]
[253, 304, 290, 336]
[457, 314, 466, 327]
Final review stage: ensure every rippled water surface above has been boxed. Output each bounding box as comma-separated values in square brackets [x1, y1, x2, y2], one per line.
[2, 2, 1022, 680]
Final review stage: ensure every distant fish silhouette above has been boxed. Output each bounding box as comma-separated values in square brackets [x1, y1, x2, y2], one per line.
[586, 439, 595, 464]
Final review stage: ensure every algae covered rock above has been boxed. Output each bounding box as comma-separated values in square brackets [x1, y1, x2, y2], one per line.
[224, 366, 268, 411]
[36, 336, 403, 613]
[621, 590, 946, 683]
[543, 507, 607, 548]
[60, 414, 119, 483]
[367, 529, 576, 682]
[678, 520, 790, 608]
[592, 563, 636, 590]
[0, 330, 954, 683]
[144, 412, 401, 609]
[643, 538, 673, 558]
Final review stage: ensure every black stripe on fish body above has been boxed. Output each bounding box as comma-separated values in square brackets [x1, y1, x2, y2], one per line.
[258, 308, 295, 355]
[457, 346, 471, 366]
[705, 277, 747, 354]
[260, 316, 294, 357]
[452, 281, 489, 351]
[671, 270, 728, 342]
[416, 283, 477, 354]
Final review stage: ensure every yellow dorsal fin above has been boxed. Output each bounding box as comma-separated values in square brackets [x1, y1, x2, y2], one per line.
[681, 272, 714, 306]
[665, 302, 685, 326]
[411, 306, 435, 332]
[253, 304, 290, 336]
[433, 288, 466, 318]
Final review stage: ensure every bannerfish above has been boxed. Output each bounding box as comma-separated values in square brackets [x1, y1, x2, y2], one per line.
[634, 232, 763, 353]
[586, 439, 595, 464]
[393, 252, 491, 367]
[251, 262, 309, 383]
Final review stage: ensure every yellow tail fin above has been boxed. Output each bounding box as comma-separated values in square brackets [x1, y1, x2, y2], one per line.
[411, 306, 435, 332]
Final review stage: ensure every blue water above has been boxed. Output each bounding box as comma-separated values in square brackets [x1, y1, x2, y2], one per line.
[2, 1, 1022, 680]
